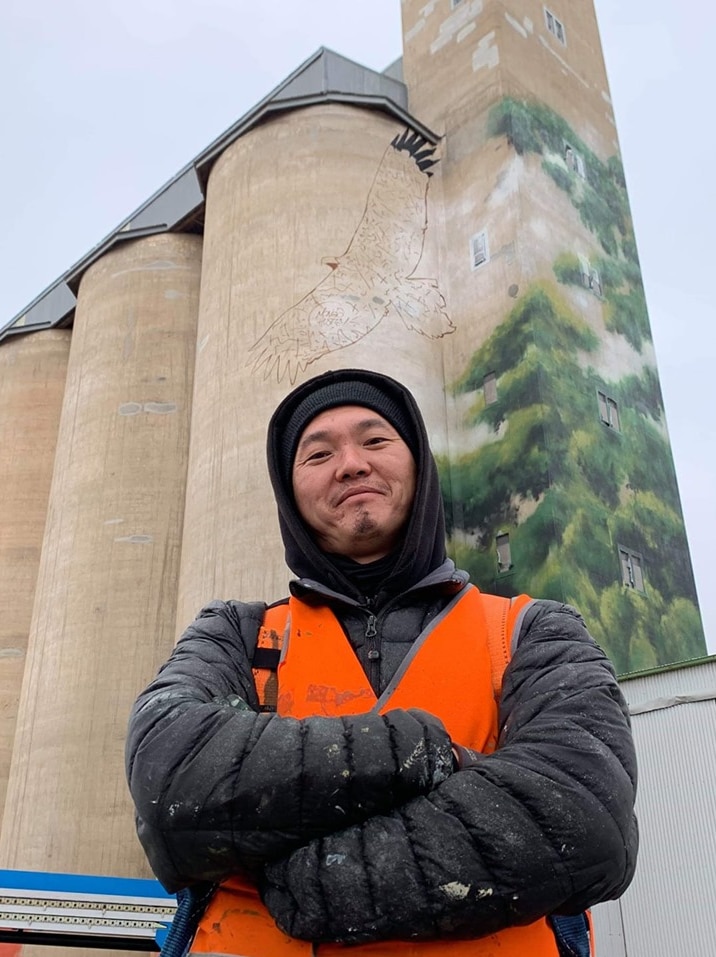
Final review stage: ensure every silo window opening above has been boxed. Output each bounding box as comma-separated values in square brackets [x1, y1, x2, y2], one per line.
[483, 372, 498, 405]
[619, 547, 645, 593]
[564, 142, 585, 178]
[545, 9, 567, 45]
[579, 255, 591, 288]
[496, 533, 513, 572]
[471, 230, 489, 270]
[598, 391, 620, 431]
[578, 256, 601, 295]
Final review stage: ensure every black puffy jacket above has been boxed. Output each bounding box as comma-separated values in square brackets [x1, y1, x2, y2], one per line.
[126, 560, 638, 943]
[127, 368, 637, 944]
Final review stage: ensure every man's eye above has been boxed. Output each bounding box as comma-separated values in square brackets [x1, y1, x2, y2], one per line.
[365, 436, 388, 446]
[306, 450, 330, 462]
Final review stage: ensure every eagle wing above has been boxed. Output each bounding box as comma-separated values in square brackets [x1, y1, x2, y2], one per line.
[248, 264, 386, 384]
[248, 130, 445, 383]
[346, 130, 438, 276]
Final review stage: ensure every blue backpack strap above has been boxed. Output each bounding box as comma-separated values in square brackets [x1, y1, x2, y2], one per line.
[549, 913, 591, 957]
[159, 883, 216, 957]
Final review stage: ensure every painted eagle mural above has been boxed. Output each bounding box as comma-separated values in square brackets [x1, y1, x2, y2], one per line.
[248, 129, 455, 383]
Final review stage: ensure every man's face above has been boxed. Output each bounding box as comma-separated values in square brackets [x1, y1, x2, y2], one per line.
[292, 405, 416, 563]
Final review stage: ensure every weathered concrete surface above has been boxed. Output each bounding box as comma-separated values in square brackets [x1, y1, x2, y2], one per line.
[0, 235, 202, 893]
[0, 330, 70, 819]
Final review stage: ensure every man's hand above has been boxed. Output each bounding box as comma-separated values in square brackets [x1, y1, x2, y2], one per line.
[260, 602, 639, 944]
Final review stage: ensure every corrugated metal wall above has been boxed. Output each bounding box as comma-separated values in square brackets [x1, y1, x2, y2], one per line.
[592, 659, 716, 956]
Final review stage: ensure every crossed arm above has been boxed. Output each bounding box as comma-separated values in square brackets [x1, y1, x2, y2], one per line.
[126, 598, 638, 943]
[126, 599, 454, 887]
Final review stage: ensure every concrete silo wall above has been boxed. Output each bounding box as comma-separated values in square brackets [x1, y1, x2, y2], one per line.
[0, 234, 202, 883]
[176, 103, 452, 629]
[0, 330, 71, 817]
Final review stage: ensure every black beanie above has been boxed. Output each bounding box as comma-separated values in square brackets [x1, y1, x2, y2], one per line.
[267, 368, 447, 595]
[272, 370, 420, 487]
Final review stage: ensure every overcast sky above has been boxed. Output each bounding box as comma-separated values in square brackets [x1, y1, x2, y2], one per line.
[2, 1, 713, 654]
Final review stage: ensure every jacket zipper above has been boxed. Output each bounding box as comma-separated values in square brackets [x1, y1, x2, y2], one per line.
[363, 610, 380, 690]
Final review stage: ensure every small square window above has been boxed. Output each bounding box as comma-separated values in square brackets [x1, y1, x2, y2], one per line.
[545, 7, 566, 44]
[597, 390, 620, 431]
[471, 230, 489, 270]
[483, 372, 498, 405]
[496, 532, 513, 573]
[619, 547, 645, 592]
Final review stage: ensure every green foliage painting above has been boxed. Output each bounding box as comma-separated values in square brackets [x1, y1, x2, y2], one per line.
[441, 98, 705, 673]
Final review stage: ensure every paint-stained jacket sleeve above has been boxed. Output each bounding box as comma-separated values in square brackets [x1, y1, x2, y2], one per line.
[125, 600, 454, 892]
[260, 600, 639, 943]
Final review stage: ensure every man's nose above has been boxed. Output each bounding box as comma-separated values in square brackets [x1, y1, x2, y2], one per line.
[336, 444, 371, 480]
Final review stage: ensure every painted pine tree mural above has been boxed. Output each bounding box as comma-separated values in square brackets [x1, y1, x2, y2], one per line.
[440, 98, 704, 673]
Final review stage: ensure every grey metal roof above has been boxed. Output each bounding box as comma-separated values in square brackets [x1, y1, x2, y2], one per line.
[619, 651, 716, 683]
[1, 48, 425, 345]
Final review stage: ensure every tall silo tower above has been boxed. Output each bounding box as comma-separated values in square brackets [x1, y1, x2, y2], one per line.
[399, 0, 704, 671]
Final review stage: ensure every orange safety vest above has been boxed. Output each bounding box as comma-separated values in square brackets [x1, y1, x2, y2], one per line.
[189, 586, 568, 957]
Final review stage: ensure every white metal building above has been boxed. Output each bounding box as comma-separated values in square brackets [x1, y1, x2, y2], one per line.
[593, 657, 716, 955]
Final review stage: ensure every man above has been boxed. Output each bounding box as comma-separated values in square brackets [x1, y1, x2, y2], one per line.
[127, 368, 638, 956]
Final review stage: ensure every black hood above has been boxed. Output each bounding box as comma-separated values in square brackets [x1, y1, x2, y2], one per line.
[266, 369, 447, 603]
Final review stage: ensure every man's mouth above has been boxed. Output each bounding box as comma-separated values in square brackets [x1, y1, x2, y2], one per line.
[336, 486, 384, 506]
